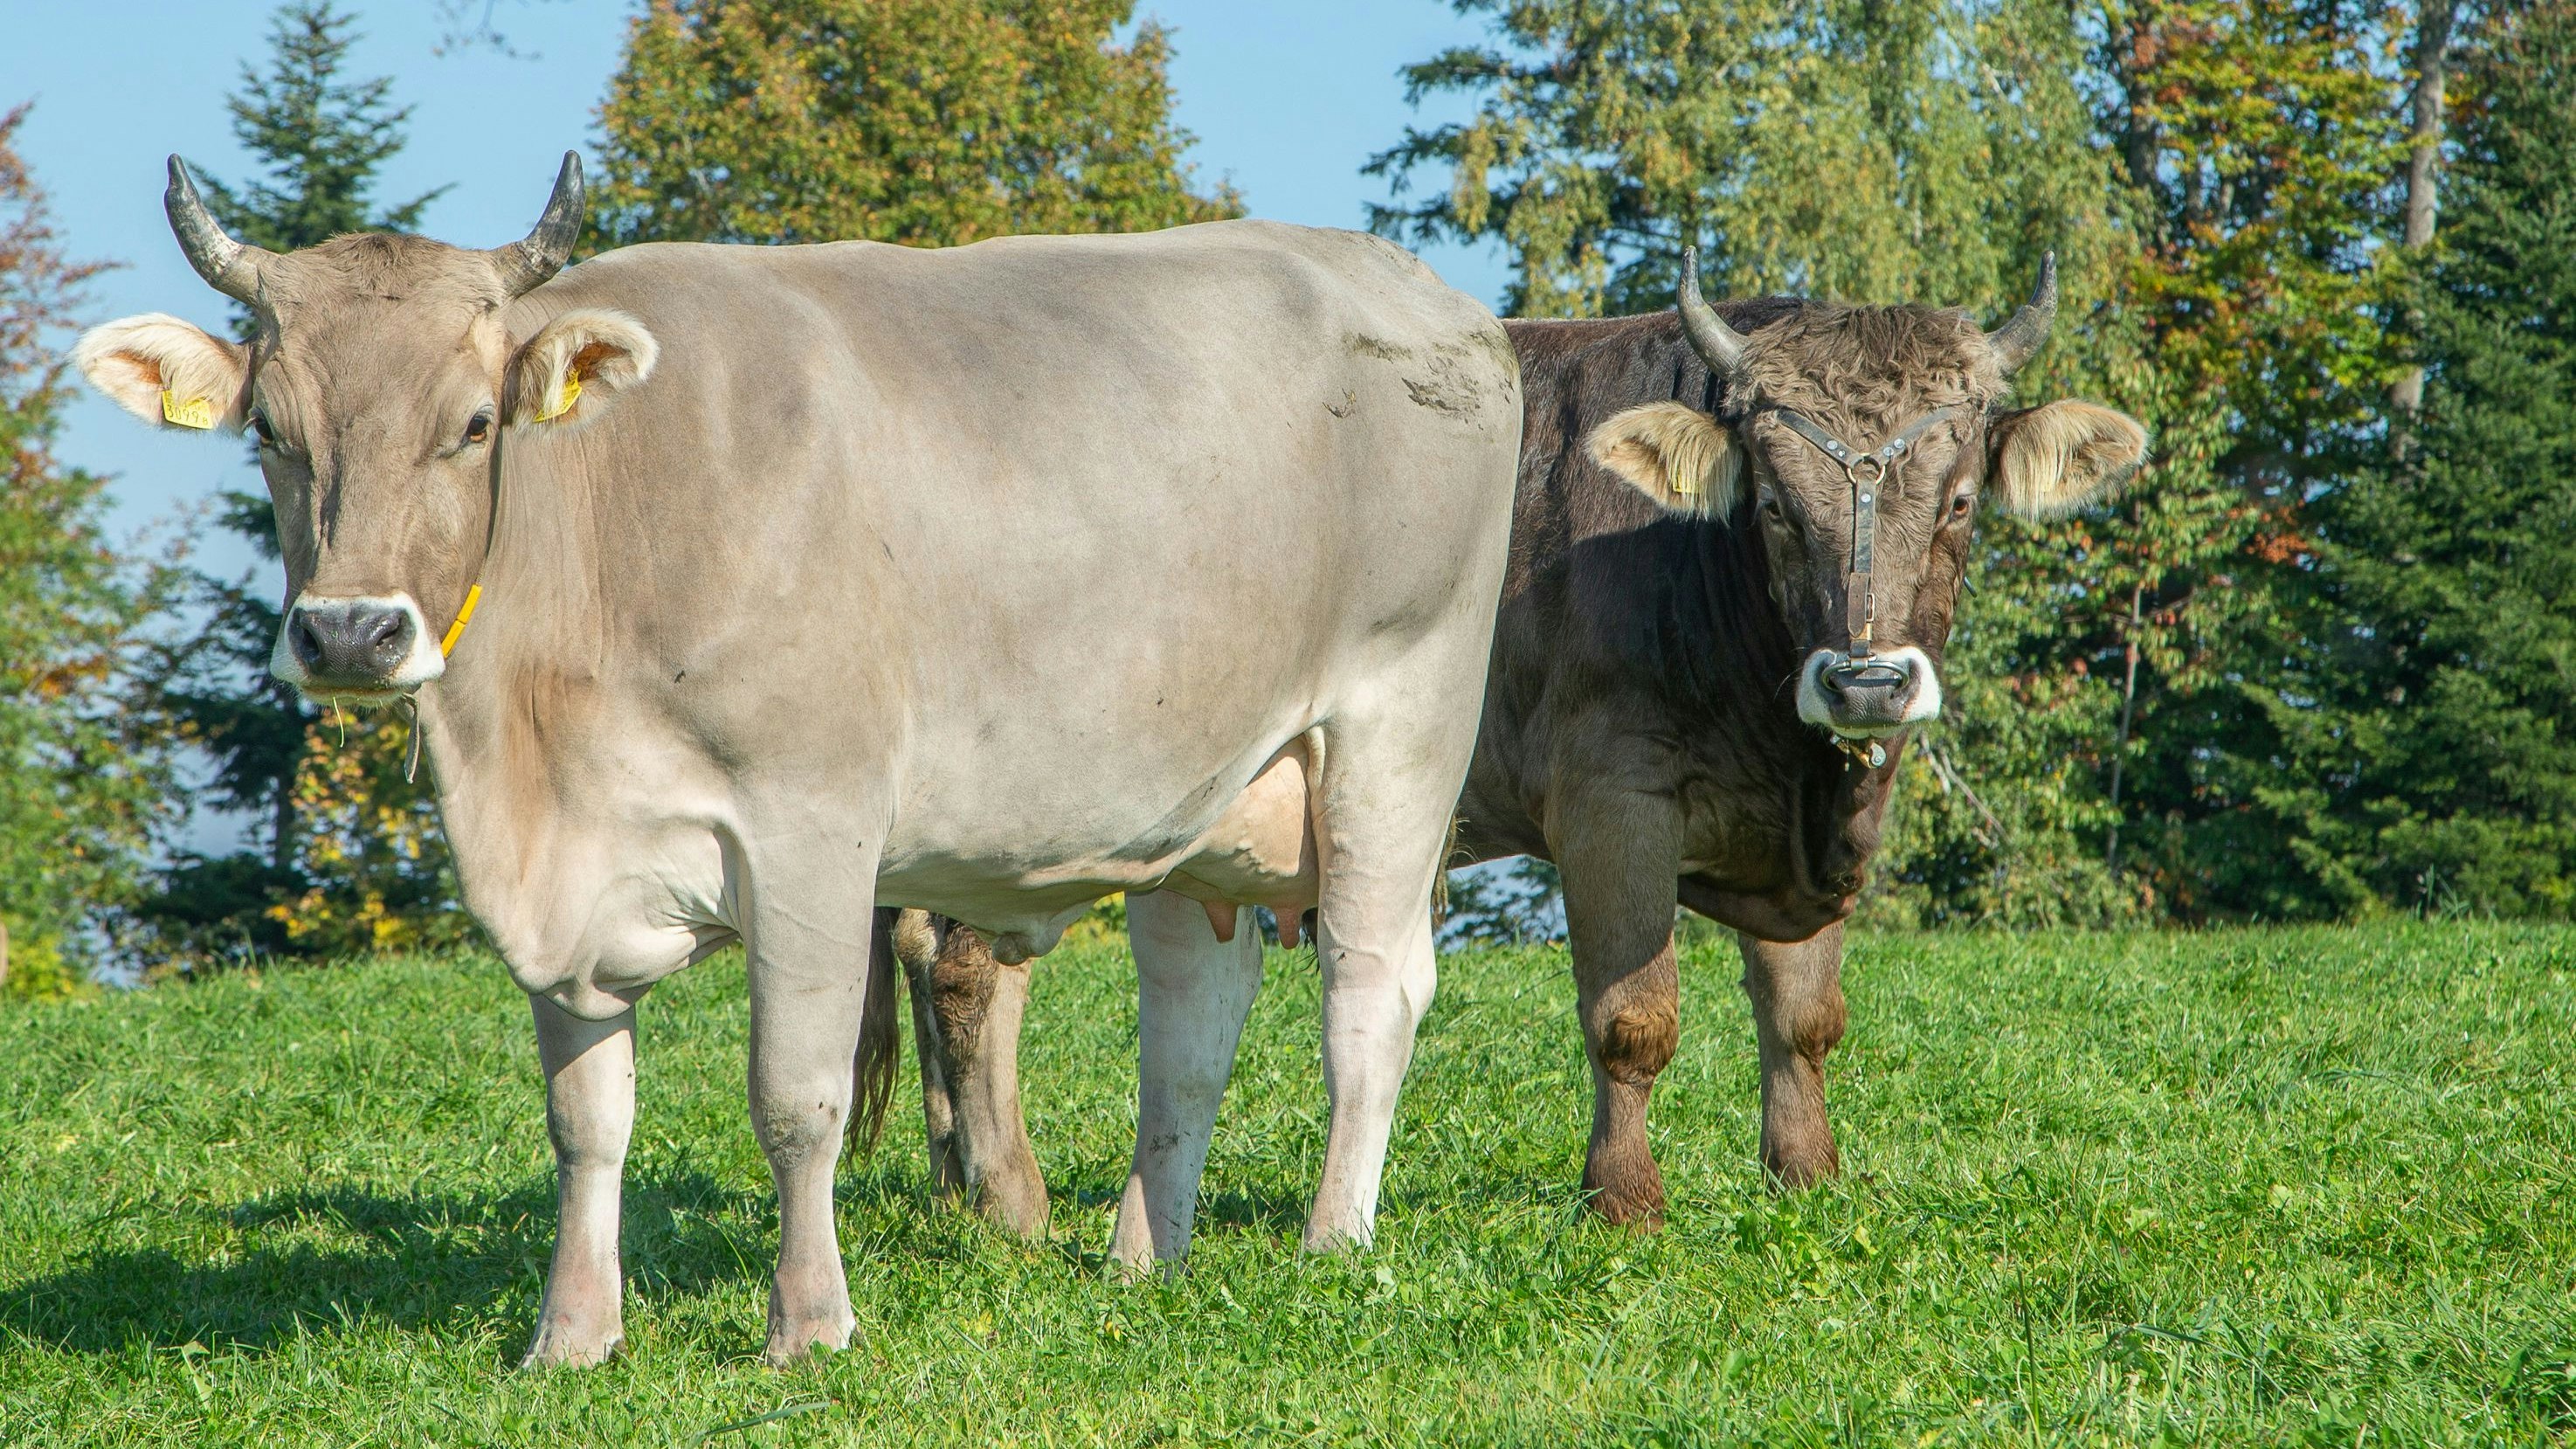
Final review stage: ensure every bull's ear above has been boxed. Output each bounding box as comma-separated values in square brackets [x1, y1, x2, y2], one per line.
[1585, 401, 1743, 518]
[1989, 400, 2148, 518]
[508, 308, 659, 428]
[74, 314, 250, 433]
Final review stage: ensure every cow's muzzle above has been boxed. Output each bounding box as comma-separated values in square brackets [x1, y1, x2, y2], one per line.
[273, 593, 444, 700]
[1795, 645, 1942, 739]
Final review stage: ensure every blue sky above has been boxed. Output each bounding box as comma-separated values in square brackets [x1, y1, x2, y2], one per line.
[3, 0, 1512, 577]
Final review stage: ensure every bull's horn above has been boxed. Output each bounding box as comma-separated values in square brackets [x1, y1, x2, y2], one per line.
[164, 155, 269, 304]
[487, 151, 584, 298]
[1676, 245, 1748, 375]
[1986, 252, 2059, 374]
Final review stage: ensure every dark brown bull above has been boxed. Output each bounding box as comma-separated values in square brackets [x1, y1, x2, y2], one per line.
[902, 259, 2146, 1232]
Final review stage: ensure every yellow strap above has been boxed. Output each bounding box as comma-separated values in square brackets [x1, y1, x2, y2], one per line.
[535, 370, 581, 423]
[439, 583, 483, 657]
[161, 390, 215, 429]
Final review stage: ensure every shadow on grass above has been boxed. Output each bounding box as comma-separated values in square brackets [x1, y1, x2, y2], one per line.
[0, 1168, 833, 1356]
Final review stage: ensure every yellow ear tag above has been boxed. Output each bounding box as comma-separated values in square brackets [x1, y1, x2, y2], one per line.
[160, 390, 215, 430]
[535, 371, 581, 423]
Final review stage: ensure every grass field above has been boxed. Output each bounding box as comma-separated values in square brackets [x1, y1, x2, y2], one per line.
[3, 925, 2574, 1446]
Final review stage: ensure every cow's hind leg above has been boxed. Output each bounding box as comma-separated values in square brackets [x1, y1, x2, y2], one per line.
[901, 912, 1050, 1237]
[1302, 714, 1470, 1254]
[1109, 890, 1262, 1273]
[1739, 921, 1847, 1188]
[1551, 790, 1684, 1227]
[743, 865, 881, 1364]
[523, 995, 637, 1369]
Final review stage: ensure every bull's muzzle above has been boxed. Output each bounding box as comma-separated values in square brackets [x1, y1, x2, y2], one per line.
[277, 594, 441, 697]
[1796, 645, 1943, 739]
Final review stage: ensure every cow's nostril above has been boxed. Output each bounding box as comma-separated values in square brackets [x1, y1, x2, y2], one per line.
[364, 613, 404, 650]
[290, 612, 328, 668]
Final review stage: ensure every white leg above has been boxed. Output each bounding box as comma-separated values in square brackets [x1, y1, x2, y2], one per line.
[1300, 708, 1468, 1254]
[742, 858, 881, 1364]
[523, 995, 636, 1369]
[1108, 889, 1263, 1274]
[1307, 900, 1438, 1252]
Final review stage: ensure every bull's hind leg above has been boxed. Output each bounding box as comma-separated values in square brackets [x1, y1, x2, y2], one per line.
[899, 912, 1049, 1237]
[523, 995, 638, 1368]
[1740, 921, 1847, 1188]
[1551, 790, 1684, 1226]
[742, 856, 883, 1364]
[1108, 890, 1263, 1273]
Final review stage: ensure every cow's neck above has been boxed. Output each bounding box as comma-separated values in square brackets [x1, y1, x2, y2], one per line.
[410, 452, 616, 914]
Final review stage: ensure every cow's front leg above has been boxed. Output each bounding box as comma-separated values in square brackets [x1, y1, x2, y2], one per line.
[1738, 921, 1847, 1188]
[524, 995, 637, 1369]
[746, 903, 876, 1364]
[1550, 790, 1684, 1227]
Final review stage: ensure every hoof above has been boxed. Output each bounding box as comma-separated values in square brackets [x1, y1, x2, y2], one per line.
[1764, 1146, 1841, 1192]
[521, 1323, 624, 1370]
[1298, 1221, 1371, 1256]
[761, 1314, 855, 1367]
[1582, 1156, 1668, 1228]
[975, 1171, 1052, 1241]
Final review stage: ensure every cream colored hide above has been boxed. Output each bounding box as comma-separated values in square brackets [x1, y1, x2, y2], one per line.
[82, 210, 1521, 1368]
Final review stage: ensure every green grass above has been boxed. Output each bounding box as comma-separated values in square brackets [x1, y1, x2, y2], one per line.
[4, 926, 2575, 1446]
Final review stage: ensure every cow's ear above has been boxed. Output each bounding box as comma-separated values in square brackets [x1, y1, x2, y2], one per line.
[508, 308, 659, 428]
[75, 314, 251, 433]
[1989, 400, 2147, 519]
[1585, 401, 1743, 518]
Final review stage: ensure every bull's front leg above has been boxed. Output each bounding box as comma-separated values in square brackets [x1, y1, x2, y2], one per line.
[523, 995, 637, 1369]
[745, 894, 878, 1364]
[1549, 790, 1684, 1227]
[894, 912, 1050, 1237]
[1738, 921, 1847, 1187]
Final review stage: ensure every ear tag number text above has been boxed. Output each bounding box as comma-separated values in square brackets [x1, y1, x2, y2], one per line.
[161, 391, 215, 430]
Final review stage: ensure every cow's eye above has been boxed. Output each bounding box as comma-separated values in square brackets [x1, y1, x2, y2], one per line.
[1948, 492, 1974, 520]
[463, 411, 493, 446]
[248, 411, 276, 447]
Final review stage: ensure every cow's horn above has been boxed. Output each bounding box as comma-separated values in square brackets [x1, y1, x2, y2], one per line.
[487, 151, 584, 298]
[164, 156, 269, 304]
[1676, 245, 1748, 375]
[1986, 252, 2059, 374]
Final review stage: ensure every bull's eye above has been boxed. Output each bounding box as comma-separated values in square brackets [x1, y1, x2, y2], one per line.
[248, 411, 276, 447]
[463, 411, 493, 446]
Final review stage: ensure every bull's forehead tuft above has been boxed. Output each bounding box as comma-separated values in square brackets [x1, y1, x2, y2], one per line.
[1730, 301, 2002, 431]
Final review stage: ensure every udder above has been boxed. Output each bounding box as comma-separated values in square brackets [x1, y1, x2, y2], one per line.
[1159, 736, 1321, 945]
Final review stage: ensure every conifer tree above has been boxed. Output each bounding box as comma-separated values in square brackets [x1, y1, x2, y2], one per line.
[2276, 1, 2576, 916]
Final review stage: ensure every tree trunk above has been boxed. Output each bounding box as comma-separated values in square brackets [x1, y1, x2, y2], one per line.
[2104, 584, 2146, 878]
[2390, 0, 2461, 422]
[1, 917, 10, 993]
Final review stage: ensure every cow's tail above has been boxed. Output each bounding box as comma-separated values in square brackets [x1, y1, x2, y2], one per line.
[847, 906, 901, 1155]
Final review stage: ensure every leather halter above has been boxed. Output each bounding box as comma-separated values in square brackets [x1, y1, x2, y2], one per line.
[1765, 405, 1958, 658]
[1762, 404, 1958, 770]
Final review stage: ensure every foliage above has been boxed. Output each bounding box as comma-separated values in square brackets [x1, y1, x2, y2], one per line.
[135, 2, 459, 971]
[2266, 1, 2576, 918]
[3, 927, 2574, 1441]
[0, 107, 183, 995]
[591, 0, 1240, 250]
[1440, 857, 1564, 947]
